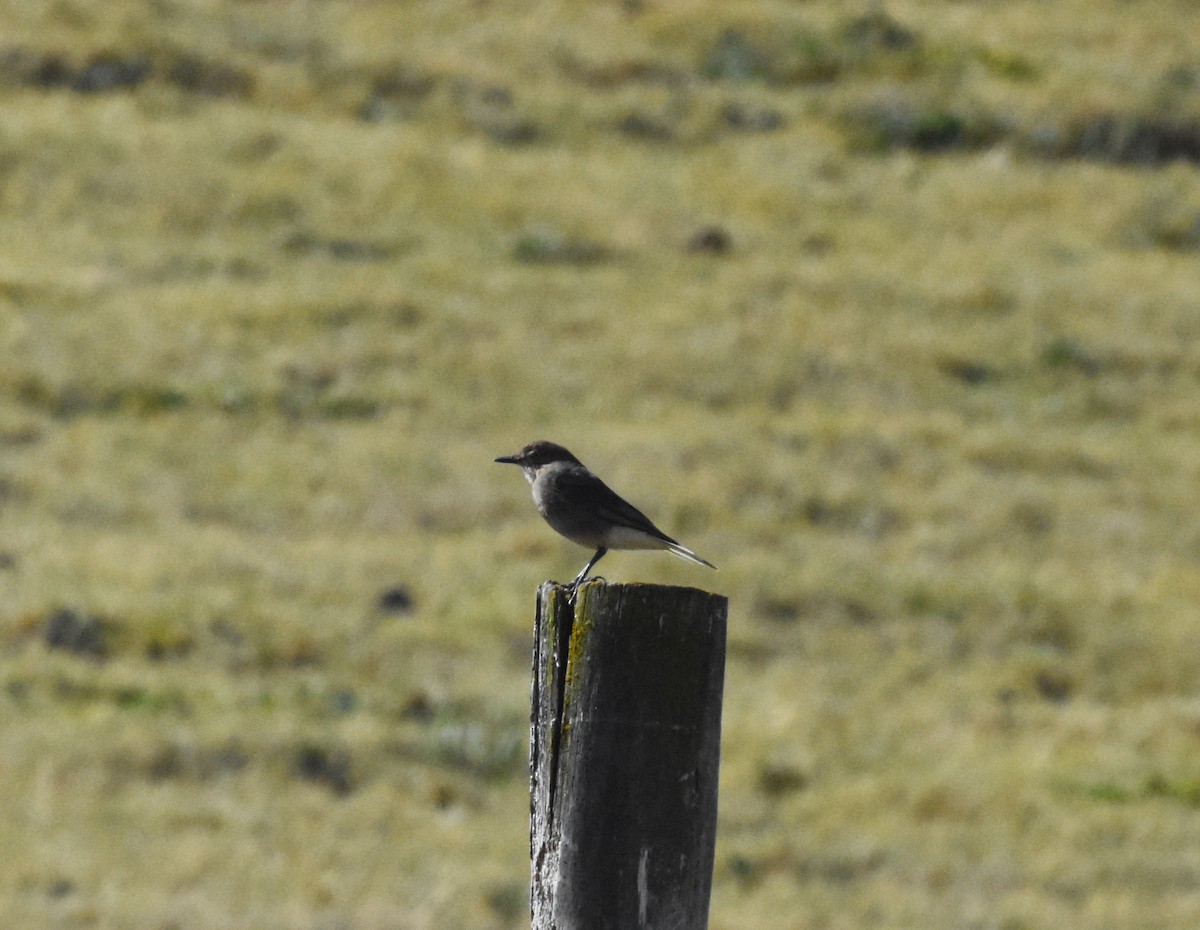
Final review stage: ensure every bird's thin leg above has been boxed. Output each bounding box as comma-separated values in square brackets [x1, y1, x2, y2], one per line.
[567, 547, 607, 603]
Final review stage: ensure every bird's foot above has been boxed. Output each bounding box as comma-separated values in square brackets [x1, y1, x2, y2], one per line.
[565, 575, 607, 606]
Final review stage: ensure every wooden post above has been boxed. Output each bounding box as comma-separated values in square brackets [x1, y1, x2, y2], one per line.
[531, 581, 728, 930]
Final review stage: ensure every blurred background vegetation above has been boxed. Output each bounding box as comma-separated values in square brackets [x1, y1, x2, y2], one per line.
[2, 1, 1200, 927]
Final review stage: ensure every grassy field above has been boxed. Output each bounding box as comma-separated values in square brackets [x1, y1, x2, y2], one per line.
[2, 1, 1200, 927]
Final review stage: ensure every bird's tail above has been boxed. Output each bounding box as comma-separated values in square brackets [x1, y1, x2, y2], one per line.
[665, 541, 717, 570]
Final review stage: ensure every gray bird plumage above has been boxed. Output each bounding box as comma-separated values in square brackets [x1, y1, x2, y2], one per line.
[495, 440, 715, 597]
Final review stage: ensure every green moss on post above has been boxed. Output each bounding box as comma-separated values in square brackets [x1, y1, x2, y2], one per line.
[531, 580, 728, 930]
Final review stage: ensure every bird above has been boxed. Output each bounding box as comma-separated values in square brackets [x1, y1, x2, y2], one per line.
[495, 440, 715, 598]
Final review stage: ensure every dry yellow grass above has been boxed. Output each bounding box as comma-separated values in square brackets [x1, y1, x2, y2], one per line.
[2, 2, 1200, 928]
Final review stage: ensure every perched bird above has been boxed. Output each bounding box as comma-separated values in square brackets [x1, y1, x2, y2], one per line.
[495, 440, 715, 597]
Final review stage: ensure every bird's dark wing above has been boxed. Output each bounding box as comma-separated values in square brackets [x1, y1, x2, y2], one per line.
[551, 467, 679, 545]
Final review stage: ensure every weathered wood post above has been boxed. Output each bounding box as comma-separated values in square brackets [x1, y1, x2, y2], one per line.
[531, 580, 728, 930]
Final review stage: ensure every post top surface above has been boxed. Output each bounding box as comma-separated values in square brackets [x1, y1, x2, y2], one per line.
[538, 579, 726, 604]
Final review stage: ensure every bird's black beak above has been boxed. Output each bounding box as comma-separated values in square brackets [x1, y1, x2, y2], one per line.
[495, 453, 522, 465]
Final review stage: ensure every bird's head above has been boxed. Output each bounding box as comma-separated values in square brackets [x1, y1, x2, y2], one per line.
[495, 440, 581, 477]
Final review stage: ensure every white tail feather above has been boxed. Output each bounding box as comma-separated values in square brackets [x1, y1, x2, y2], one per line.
[604, 525, 716, 569]
[666, 542, 716, 570]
